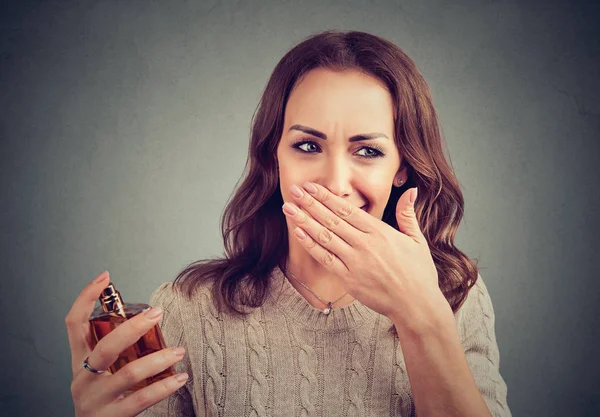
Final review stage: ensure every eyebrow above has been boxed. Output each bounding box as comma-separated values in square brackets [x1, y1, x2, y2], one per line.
[288, 124, 390, 142]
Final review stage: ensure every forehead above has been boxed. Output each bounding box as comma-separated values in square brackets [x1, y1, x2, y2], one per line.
[284, 68, 395, 132]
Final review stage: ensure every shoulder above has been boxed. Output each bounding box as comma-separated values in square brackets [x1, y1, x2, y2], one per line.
[149, 279, 222, 320]
[454, 275, 512, 416]
[147, 281, 218, 354]
[149, 280, 211, 317]
[149, 282, 178, 310]
[456, 273, 495, 315]
[454, 273, 497, 339]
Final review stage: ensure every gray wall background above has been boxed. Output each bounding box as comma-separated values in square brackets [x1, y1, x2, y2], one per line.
[1, 0, 598, 416]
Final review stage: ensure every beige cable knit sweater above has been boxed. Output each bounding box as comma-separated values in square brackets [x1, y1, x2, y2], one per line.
[138, 266, 511, 416]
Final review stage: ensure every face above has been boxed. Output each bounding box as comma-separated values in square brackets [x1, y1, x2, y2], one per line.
[276, 67, 406, 222]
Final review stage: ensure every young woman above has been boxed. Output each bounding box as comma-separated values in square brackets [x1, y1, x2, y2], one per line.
[67, 30, 511, 416]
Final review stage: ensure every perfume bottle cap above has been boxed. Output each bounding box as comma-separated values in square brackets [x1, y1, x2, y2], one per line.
[99, 283, 127, 318]
[101, 283, 118, 297]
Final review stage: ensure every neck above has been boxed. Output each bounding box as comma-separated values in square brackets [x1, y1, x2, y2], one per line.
[284, 238, 355, 309]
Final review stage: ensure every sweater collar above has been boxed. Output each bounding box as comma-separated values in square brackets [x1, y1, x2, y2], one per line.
[266, 265, 376, 332]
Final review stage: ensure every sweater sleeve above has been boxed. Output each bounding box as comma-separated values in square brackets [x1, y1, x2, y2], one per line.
[137, 282, 196, 417]
[457, 274, 512, 417]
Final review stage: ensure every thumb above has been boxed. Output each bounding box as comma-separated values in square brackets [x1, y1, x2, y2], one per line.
[395, 187, 423, 243]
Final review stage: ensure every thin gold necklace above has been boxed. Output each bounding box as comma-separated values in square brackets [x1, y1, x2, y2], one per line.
[286, 269, 349, 315]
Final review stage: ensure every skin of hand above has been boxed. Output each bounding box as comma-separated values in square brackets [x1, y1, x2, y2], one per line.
[66, 271, 188, 417]
[282, 181, 453, 332]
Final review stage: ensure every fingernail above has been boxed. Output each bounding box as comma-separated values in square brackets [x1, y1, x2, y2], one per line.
[172, 347, 185, 356]
[290, 185, 304, 198]
[294, 227, 306, 240]
[282, 202, 298, 215]
[175, 372, 189, 382]
[304, 182, 318, 195]
[410, 187, 418, 204]
[94, 271, 109, 283]
[145, 306, 163, 319]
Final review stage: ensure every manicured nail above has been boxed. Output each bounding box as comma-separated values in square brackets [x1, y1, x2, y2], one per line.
[94, 271, 109, 283]
[145, 306, 163, 319]
[175, 372, 189, 382]
[290, 185, 304, 198]
[172, 347, 185, 356]
[303, 182, 318, 195]
[410, 187, 418, 204]
[294, 227, 306, 240]
[282, 202, 298, 215]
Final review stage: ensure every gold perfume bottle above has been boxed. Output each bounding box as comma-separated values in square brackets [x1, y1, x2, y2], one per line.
[89, 281, 175, 395]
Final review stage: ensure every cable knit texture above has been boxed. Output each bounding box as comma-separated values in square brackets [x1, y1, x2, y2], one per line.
[138, 266, 511, 417]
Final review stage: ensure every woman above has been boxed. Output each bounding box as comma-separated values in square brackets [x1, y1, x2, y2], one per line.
[67, 30, 511, 416]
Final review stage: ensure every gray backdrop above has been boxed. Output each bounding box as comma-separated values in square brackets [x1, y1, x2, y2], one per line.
[1, 1, 598, 416]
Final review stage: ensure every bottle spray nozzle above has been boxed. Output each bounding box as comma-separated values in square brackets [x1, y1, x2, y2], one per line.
[99, 283, 127, 318]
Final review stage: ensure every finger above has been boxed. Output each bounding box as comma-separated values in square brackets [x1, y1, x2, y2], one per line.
[65, 271, 111, 376]
[395, 187, 426, 244]
[98, 346, 186, 405]
[283, 202, 353, 262]
[291, 225, 350, 278]
[288, 184, 364, 248]
[301, 182, 376, 234]
[75, 306, 165, 384]
[107, 371, 189, 417]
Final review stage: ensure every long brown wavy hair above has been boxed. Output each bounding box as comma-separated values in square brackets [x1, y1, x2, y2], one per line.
[171, 30, 479, 333]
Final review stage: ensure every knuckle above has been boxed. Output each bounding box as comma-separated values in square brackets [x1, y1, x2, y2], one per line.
[305, 238, 316, 249]
[305, 197, 315, 208]
[77, 399, 92, 414]
[165, 376, 180, 390]
[366, 225, 377, 234]
[400, 210, 416, 219]
[119, 363, 140, 382]
[324, 215, 340, 228]
[318, 229, 333, 245]
[76, 390, 96, 414]
[320, 191, 329, 203]
[92, 346, 107, 363]
[70, 379, 81, 401]
[64, 314, 75, 326]
[162, 349, 174, 362]
[133, 390, 154, 409]
[321, 251, 335, 266]
[297, 213, 309, 224]
[338, 205, 353, 217]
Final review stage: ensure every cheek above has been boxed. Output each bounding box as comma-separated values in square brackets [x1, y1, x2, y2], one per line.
[278, 170, 306, 201]
[361, 178, 392, 204]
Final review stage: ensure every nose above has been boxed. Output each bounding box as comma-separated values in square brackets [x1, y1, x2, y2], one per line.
[319, 156, 354, 198]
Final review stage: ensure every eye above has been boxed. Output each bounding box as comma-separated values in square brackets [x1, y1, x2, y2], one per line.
[291, 140, 385, 159]
[294, 141, 320, 153]
[356, 147, 383, 158]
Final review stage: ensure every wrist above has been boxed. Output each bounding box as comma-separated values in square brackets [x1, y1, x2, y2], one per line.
[389, 290, 455, 340]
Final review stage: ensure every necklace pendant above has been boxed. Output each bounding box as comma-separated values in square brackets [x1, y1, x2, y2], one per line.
[322, 302, 332, 315]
